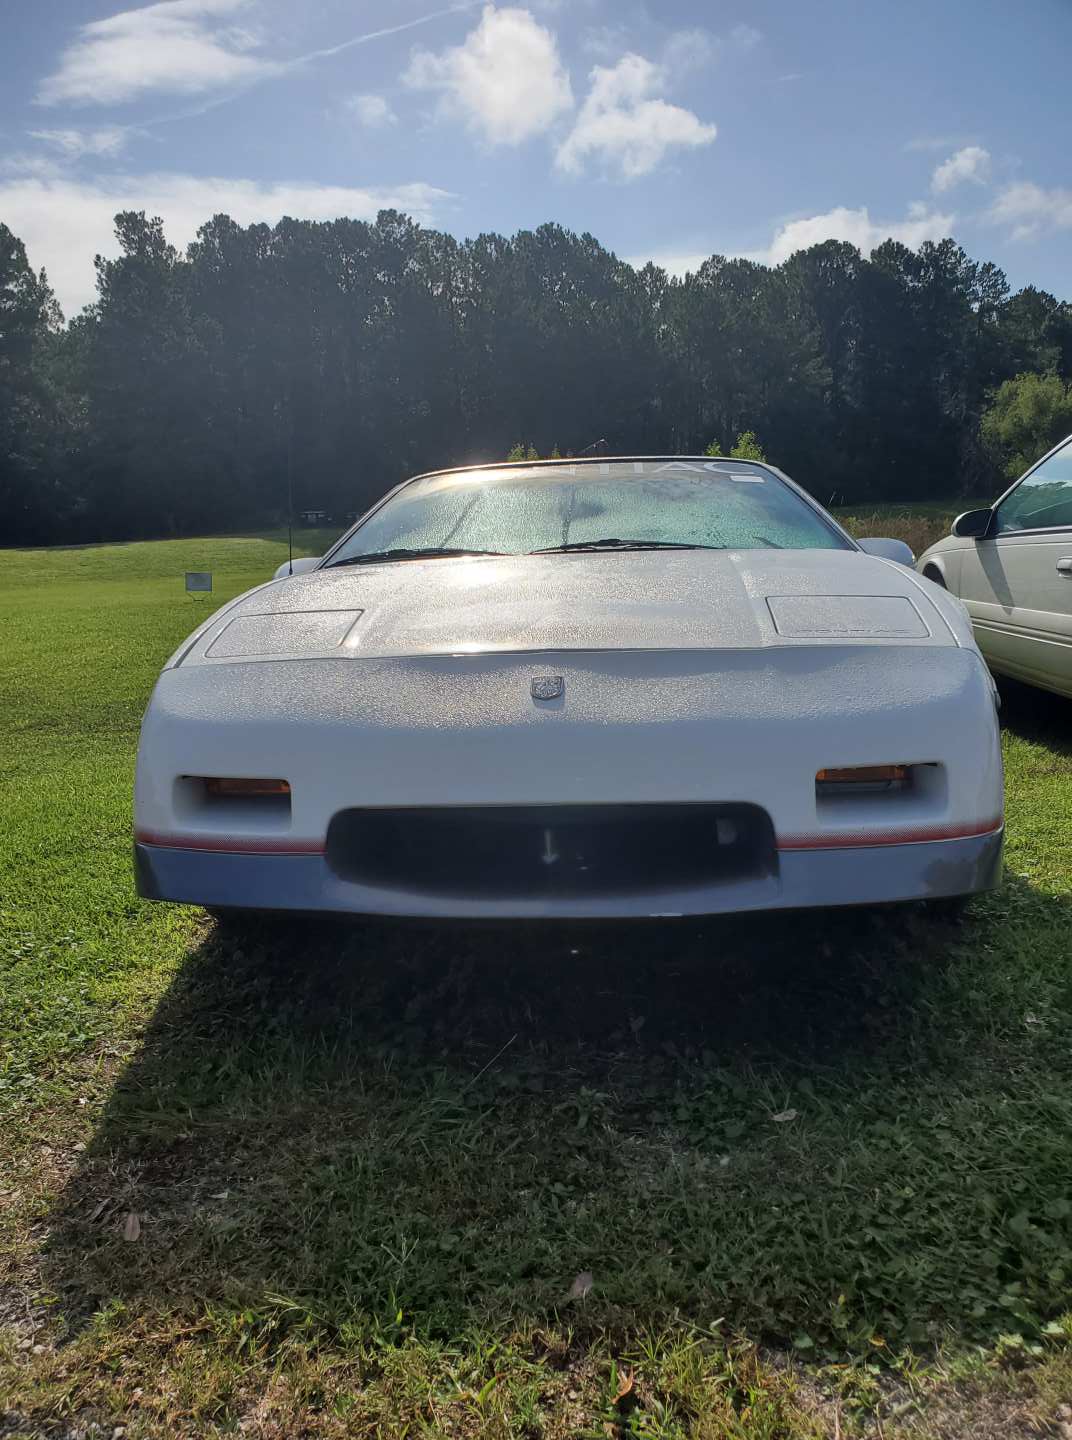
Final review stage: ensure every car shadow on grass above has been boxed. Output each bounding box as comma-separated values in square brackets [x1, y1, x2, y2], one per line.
[41, 867, 1072, 1359]
[998, 676, 1072, 752]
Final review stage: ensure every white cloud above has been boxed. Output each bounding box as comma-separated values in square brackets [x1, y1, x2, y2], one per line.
[28, 128, 129, 159]
[345, 94, 397, 129]
[404, 5, 573, 146]
[0, 172, 451, 316]
[988, 181, 1072, 240]
[748, 202, 955, 266]
[37, 0, 275, 107]
[556, 54, 716, 179]
[629, 202, 957, 273]
[931, 145, 990, 194]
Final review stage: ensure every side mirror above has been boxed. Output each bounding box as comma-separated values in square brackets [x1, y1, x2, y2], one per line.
[857, 537, 916, 566]
[951, 508, 992, 539]
[273, 556, 321, 580]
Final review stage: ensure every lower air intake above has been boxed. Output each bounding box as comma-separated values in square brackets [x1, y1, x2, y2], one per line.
[325, 803, 777, 900]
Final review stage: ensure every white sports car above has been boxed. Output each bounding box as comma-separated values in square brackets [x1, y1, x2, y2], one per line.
[134, 457, 1004, 919]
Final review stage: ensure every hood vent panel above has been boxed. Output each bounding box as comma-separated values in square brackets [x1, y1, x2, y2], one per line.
[206, 609, 364, 659]
[766, 595, 929, 640]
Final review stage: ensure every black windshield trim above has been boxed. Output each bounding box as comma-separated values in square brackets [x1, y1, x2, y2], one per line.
[326, 547, 506, 568]
[529, 538, 719, 555]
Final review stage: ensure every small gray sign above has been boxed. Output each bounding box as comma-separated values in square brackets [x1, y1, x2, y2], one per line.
[185, 571, 213, 593]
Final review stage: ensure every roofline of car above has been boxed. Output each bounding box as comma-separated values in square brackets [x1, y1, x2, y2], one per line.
[404, 454, 773, 482]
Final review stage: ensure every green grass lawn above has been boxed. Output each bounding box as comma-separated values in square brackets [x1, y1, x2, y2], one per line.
[2, 526, 1071, 1439]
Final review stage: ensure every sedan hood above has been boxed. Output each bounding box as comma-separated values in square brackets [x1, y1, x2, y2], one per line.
[171, 548, 964, 667]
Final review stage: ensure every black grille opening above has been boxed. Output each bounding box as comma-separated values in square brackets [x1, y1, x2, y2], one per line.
[325, 804, 777, 899]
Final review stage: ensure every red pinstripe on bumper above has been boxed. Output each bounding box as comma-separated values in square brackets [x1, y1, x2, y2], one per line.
[135, 816, 1004, 857]
[776, 817, 1003, 851]
[133, 828, 325, 855]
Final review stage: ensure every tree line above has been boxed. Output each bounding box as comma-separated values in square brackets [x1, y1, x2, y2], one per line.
[2, 208, 1071, 546]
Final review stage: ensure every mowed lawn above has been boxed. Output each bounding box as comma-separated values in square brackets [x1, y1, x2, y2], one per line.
[1, 526, 1071, 1439]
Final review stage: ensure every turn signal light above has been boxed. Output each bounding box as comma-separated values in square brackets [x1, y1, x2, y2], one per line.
[202, 777, 290, 797]
[816, 765, 907, 785]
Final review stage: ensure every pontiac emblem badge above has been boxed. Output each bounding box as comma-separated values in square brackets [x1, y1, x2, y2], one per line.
[531, 675, 564, 701]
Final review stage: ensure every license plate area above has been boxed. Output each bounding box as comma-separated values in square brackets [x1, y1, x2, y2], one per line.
[325, 803, 777, 898]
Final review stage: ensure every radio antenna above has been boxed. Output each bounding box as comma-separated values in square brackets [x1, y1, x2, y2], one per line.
[286, 382, 295, 575]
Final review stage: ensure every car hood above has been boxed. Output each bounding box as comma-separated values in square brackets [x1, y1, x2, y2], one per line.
[170, 548, 966, 667]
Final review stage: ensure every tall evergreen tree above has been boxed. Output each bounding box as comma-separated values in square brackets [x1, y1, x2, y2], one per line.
[0, 224, 71, 544]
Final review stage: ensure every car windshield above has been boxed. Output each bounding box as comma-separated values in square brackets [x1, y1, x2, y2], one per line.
[326, 460, 850, 565]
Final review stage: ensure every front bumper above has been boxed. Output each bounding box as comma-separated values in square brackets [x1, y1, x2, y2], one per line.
[135, 825, 1003, 920]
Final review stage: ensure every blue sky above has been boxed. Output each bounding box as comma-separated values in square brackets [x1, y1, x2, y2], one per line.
[2, 0, 1070, 318]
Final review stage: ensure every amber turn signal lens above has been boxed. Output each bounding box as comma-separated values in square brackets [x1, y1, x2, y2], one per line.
[202, 777, 290, 797]
[816, 765, 908, 785]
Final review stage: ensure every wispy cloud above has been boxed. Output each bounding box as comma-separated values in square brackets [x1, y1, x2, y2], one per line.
[29, 127, 130, 159]
[292, 4, 480, 68]
[661, 28, 721, 75]
[405, 5, 573, 146]
[931, 145, 991, 194]
[37, 0, 275, 107]
[729, 23, 762, 50]
[588, 19, 748, 72]
[989, 181, 1072, 241]
[345, 94, 397, 129]
[580, 23, 631, 60]
[0, 172, 452, 316]
[556, 52, 716, 179]
[36, 0, 478, 112]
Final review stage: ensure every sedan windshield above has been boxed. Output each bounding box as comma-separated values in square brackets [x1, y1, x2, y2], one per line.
[325, 460, 850, 566]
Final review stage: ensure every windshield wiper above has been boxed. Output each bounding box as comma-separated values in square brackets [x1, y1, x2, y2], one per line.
[327, 547, 506, 567]
[529, 538, 718, 555]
